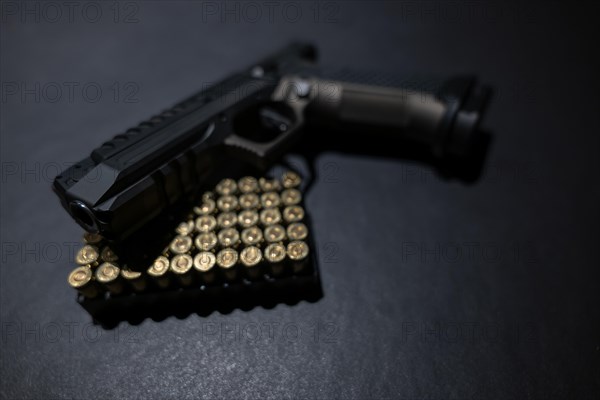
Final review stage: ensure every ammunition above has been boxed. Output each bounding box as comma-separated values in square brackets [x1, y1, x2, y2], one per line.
[217, 212, 238, 229]
[282, 205, 304, 223]
[238, 176, 259, 193]
[264, 243, 287, 263]
[121, 269, 147, 292]
[194, 251, 217, 284]
[194, 251, 216, 272]
[175, 220, 195, 235]
[238, 210, 259, 228]
[75, 245, 99, 266]
[170, 254, 195, 286]
[259, 177, 281, 192]
[100, 246, 119, 263]
[216, 248, 239, 281]
[216, 195, 238, 212]
[68, 266, 99, 298]
[95, 262, 124, 295]
[216, 248, 238, 268]
[282, 171, 302, 188]
[239, 193, 260, 209]
[287, 240, 310, 274]
[260, 191, 281, 208]
[202, 191, 215, 201]
[169, 235, 193, 254]
[215, 178, 237, 195]
[264, 243, 286, 276]
[194, 198, 216, 215]
[286, 222, 308, 240]
[147, 256, 171, 289]
[240, 246, 264, 280]
[195, 215, 217, 233]
[281, 188, 302, 206]
[264, 224, 286, 243]
[241, 226, 263, 246]
[287, 240, 310, 261]
[83, 232, 103, 245]
[240, 246, 262, 267]
[195, 232, 218, 251]
[217, 228, 240, 247]
[170, 254, 193, 273]
[260, 208, 282, 226]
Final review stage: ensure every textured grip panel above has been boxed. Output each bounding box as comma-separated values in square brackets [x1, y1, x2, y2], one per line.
[292, 66, 447, 94]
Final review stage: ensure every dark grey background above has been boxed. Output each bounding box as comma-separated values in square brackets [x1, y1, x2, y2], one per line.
[1, 1, 599, 399]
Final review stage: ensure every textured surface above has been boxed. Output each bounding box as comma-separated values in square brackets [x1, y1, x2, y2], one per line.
[1, 2, 599, 399]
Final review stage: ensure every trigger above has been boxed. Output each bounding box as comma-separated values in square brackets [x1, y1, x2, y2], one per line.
[259, 107, 291, 132]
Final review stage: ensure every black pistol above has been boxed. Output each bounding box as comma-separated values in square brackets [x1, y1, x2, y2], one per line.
[54, 42, 491, 258]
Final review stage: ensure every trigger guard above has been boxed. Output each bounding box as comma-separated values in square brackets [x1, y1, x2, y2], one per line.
[225, 80, 311, 168]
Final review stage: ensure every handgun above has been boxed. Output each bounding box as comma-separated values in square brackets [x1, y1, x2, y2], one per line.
[54, 42, 491, 263]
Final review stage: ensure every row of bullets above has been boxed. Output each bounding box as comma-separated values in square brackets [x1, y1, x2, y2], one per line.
[68, 172, 312, 299]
